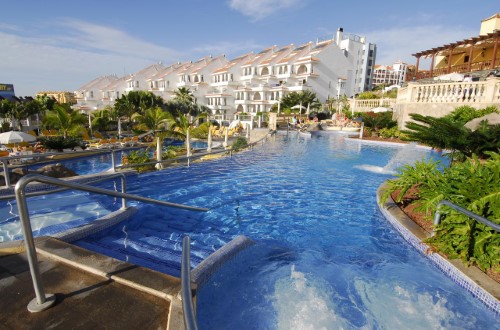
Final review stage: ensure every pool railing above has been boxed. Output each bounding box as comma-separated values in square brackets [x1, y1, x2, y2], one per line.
[113, 130, 273, 172]
[433, 199, 500, 236]
[181, 236, 198, 330]
[14, 173, 208, 313]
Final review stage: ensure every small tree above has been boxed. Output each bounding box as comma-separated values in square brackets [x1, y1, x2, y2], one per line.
[43, 105, 87, 137]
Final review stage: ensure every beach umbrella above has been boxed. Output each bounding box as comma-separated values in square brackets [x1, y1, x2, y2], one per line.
[0, 131, 37, 144]
[291, 104, 306, 111]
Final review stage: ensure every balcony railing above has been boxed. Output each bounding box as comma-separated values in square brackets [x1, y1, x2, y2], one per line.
[397, 78, 500, 104]
[408, 59, 500, 81]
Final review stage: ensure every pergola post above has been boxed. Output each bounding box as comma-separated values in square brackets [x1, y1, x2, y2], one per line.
[492, 36, 499, 68]
[415, 56, 420, 79]
[430, 53, 435, 76]
[467, 44, 474, 72]
[447, 47, 453, 73]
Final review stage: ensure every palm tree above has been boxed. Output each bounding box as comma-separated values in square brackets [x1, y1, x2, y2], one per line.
[43, 105, 87, 138]
[165, 110, 207, 157]
[174, 87, 195, 105]
[170, 87, 200, 116]
[115, 91, 165, 125]
[281, 90, 321, 114]
[131, 107, 170, 135]
[92, 109, 112, 132]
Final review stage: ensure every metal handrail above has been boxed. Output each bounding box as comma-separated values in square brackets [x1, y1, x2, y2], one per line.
[433, 200, 500, 236]
[181, 236, 198, 330]
[0, 173, 130, 201]
[14, 174, 208, 313]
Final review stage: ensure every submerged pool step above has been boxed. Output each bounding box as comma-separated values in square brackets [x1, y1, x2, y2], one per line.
[136, 227, 215, 255]
[75, 232, 211, 277]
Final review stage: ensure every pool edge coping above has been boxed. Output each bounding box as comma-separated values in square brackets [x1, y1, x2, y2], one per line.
[376, 182, 500, 315]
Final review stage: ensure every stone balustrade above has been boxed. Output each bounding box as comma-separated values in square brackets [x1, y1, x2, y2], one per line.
[393, 77, 500, 128]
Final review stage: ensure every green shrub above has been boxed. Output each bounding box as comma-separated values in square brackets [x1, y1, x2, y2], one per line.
[382, 152, 500, 271]
[163, 145, 183, 158]
[232, 137, 248, 151]
[191, 122, 209, 139]
[359, 112, 397, 130]
[378, 127, 400, 139]
[126, 150, 154, 173]
[38, 136, 82, 151]
[403, 112, 499, 161]
[444, 105, 498, 124]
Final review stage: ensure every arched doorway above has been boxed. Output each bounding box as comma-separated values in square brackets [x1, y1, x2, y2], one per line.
[297, 64, 308, 75]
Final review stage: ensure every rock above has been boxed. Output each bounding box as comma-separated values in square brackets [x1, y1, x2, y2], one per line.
[34, 163, 77, 178]
[0, 171, 25, 186]
[306, 123, 323, 131]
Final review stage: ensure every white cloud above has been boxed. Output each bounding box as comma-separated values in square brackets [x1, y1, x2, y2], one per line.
[0, 20, 183, 96]
[228, 0, 301, 21]
[193, 40, 264, 58]
[364, 25, 477, 66]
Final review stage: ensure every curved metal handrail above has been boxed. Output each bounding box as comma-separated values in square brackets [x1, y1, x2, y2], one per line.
[0, 173, 131, 201]
[181, 236, 198, 330]
[14, 174, 208, 313]
[433, 199, 500, 236]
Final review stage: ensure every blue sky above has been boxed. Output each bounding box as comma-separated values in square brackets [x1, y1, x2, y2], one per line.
[1, 0, 498, 96]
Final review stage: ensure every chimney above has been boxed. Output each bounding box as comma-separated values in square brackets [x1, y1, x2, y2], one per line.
[336, 27, 344, 46]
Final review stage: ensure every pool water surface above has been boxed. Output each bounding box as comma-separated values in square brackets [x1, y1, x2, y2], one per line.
[73, 132, 498, 329]
[2, 132, 497, 328]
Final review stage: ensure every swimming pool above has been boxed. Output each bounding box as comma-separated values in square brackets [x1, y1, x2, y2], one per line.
[25, 139, 211, 176]
[2, 134, 498, 329]
[70, 132, 497, 328]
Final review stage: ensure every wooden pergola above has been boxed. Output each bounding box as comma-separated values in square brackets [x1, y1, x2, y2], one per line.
[410, 30, 500, 80]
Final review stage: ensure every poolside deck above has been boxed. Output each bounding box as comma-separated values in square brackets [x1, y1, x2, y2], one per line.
[0, 238, 185, 329]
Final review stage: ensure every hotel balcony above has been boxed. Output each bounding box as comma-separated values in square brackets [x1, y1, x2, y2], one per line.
[235, 99, 250, 105]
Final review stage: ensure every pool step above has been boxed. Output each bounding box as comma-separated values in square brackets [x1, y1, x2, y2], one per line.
[75, 231, 211, 277]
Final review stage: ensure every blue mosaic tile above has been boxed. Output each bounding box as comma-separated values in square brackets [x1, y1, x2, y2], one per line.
[378, 200, 500, 316]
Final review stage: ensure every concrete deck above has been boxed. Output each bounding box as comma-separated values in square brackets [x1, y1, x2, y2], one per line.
[0, 238, 185, 329]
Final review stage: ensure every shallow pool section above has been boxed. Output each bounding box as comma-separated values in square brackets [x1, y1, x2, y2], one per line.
[0, 191, 114, 242]
[72, 132, 498, 328]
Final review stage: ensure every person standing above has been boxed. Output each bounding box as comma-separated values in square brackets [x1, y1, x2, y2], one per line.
[462, 74, 472, 101]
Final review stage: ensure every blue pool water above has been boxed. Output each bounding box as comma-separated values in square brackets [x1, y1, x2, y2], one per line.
[2, 132, 497, 328]
[25, 139, 209, 176]
[71, 132, 497, 329]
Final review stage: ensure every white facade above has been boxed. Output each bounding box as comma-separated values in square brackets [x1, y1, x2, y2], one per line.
[74, 29, 376, 118]
[176, 55, 229, 103]
[74, 75, 119, 111]
[207, 52, 255, 116]
[372, 61, 408, 88]
[148, 62, 192, 101]
[337, 28, 377, 95]
[125, 63, 165, 93]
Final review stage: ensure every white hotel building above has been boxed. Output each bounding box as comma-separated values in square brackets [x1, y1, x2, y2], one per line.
[372, 61, 408, 88]
[74, 28, 376, 118]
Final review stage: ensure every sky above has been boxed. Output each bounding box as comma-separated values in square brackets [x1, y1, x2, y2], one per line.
[1, 0, 498, 96]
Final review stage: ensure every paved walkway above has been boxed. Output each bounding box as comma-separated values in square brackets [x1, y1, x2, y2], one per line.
[0, 238, 184, 329]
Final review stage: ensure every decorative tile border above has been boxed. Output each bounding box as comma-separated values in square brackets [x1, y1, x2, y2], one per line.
[377, 184, 500, 315]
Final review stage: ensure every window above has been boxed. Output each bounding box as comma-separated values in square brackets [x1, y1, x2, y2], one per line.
[464, 55, 469, 63]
